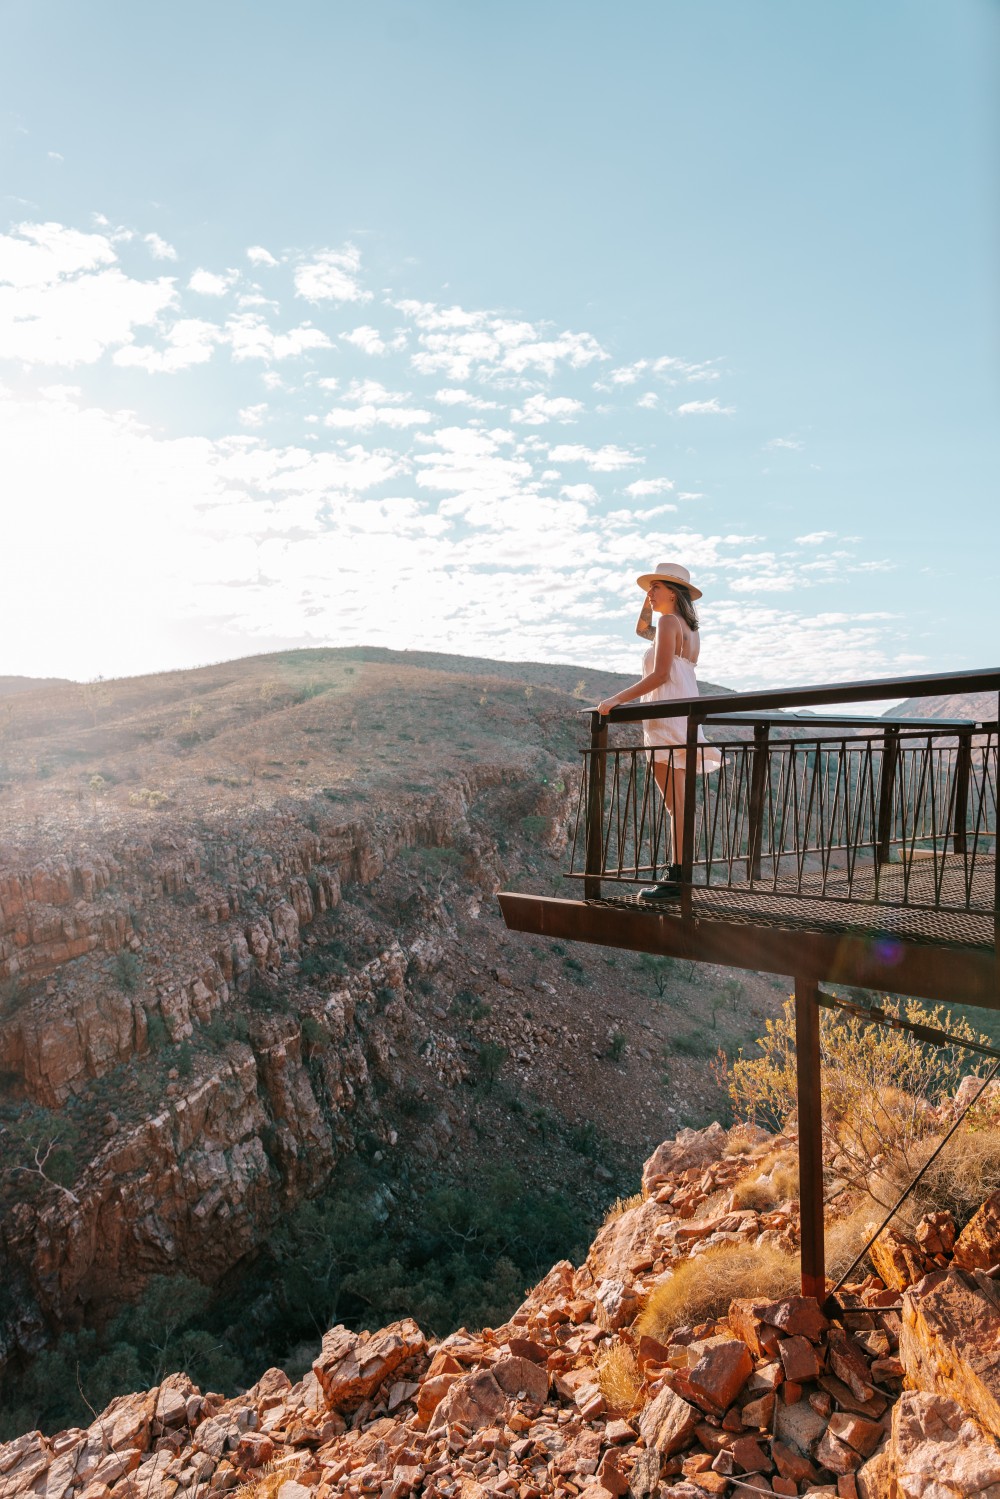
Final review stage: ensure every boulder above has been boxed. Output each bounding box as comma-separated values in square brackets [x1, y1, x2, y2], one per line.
[641, 1123, 727, 1194]
[685, 1337, 754, 1414]
[313, 1319, 426, 1413]
[427, 1368, 508, 1433]
[888, 1390, 1000, 1498]
[638, 1386, 700, 1456]
[952, 1192, 1000, 1273]
[901, 1270, 1000, 1442]
[492, 1355, 548, 1406]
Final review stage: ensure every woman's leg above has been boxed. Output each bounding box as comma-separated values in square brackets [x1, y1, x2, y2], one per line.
[651, 752, 685, 868]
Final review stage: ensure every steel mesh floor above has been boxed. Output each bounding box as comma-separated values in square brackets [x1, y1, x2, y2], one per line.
[595, 853, 996, 950]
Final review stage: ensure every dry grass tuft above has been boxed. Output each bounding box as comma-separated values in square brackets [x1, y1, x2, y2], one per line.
[885, 1125, 1000, 1229]
[602, 1192, 644, 1228]
[596, 1339, 643, 1415]
[825, 1202, 881, 1283]
[723, 1122, 772, 1158]
[636, 1242, 799, 1341]
[234, 1465, 290, 1499]
[729, 1149, 799, 1213]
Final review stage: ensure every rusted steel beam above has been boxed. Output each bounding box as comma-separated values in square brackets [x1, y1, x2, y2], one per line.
[496, 892, 999, 1009]
[601, 665, 1000, 726]
[795, 979, 826, 1300]
[584, 712, 608, 902]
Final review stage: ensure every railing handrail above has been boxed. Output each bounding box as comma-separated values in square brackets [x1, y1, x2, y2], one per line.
[594, 665, 1000, 726]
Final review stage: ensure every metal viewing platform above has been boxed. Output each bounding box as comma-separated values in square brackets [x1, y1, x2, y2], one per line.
[498, 666, 999, 1299]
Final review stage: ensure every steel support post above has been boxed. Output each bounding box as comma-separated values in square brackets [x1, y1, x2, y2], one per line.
[680, 715, 699, 921]
[875, 726, 900, 872]
[584, 712, 608, 902]
[795, 977, 826, 1300]
[952, 730, 972, 856]
[747, 722, 770, 882]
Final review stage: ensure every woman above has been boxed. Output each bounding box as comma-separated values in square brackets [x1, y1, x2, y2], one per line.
[597, 562, 721, 900]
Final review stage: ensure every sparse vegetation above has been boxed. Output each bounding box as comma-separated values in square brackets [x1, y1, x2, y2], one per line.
[727, 995, 992, 1208]
[112, 949, 142, 992]
[635, 1242, 799, 1340]
[596, 1340, 642, 1414]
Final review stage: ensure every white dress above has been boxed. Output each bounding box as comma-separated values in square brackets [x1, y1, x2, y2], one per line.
[641, 644, 722, 773]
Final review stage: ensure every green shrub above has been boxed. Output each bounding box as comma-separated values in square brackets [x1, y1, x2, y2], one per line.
[145, 1011, 169, 1050]
[300, 1015, 327, 1047]
[112, 950, 142, 992]
[607, 1031, 627, 1063]
[474, 1042, 506, 1090]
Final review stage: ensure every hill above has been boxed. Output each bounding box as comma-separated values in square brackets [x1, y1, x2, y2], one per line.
[0, 646, 774, 1430]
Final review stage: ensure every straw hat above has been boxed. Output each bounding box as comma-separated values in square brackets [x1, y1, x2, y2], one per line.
[635, 561, 702, 600]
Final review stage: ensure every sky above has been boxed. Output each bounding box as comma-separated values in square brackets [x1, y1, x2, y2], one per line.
[1, 0, 997, 691]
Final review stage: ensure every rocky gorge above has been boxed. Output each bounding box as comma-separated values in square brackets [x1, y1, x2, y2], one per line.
[7, 1115, 1000, 1499]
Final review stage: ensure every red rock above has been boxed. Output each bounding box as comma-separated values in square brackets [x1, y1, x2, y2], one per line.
[313, 1320, 426, 1413]
[757, 1297, 829, 1344]
[730, 1435, 771, 1474]
[728, 1301, 781, 1359]
[685, 1338, 753, 1415]
[836, 1477, 859, 1499]
[596, 1451, 629, 1495]
[827, 1413, 884, 1458]
[883, 1389, 1000, 1499]
[505, 1338, 548, 1364]
[492, 1356, 548, 1406]
[740, 1393, 775, 1429]
[603, 1419, 635, 1444]
[416, 1372, 460, 1425]
[427, 1368, 508, 1433]
[952, 1192, 1000, 1272]
[771, 1439, 816, 1483]
[915, 1210, 957, 1258]
[682, 1453, 714, 1475]
[826, 1329, 875, 1403]
[781, 1382, 803, 1405]
[816, 1428, 863, 1475]
[636, 1334, 674, 1371]
[772, 1479, 798, 1496]
[818, 1375, 887, 1420]
[779, 1335, 822, 1383]
[234, 1432, 274, 1469]
[638, 1386, 701, 1456]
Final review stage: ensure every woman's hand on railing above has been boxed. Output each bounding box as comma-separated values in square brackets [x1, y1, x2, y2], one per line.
[596, 698, 617, 717]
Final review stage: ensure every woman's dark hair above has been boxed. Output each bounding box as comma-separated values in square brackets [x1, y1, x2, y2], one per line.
[668, 584, 700, 631]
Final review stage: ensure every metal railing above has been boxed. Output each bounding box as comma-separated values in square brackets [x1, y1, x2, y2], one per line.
[567, 667, 1000, 931]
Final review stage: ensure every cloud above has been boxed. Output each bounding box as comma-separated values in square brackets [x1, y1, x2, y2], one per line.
[0, 221, 117, 286]
[561, 483, 599, 502]
[676, 398, 734, 415]
[766, 436, 804, 450]
[548, 443, 640, 472]
[324, 404, 433, 430]
[399, 298, 607, 381]
[796, 530, 836, 545]
[434, 387, 500, 410]
[113, 317, 222, 373]
[636, 392, 658, 409]
[188, 268, 234, 296]
[625, 478, 674, 497]
[144, 233, 177, 261]
[0, 234, 175, 366]
[294, 245, 371, 303]
[342, 325, 387, 355]
[341, 379, 411, 405]
[238, 403, 268, 427]
[510, 393, 583, 425]
[225, 313, 332, 362]
[247, 245, 278, 267]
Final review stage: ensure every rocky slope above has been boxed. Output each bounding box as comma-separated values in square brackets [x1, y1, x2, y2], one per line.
[0, 650, 770, 1386]
[7, 1116, 1000, 1499]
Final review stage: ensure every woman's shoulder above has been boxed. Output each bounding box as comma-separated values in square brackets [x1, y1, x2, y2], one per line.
[656, 612, 683, 634]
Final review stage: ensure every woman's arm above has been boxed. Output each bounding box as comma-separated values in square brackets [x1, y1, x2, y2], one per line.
[635, 595, 656, 641]
[596, 615, 678, 715]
